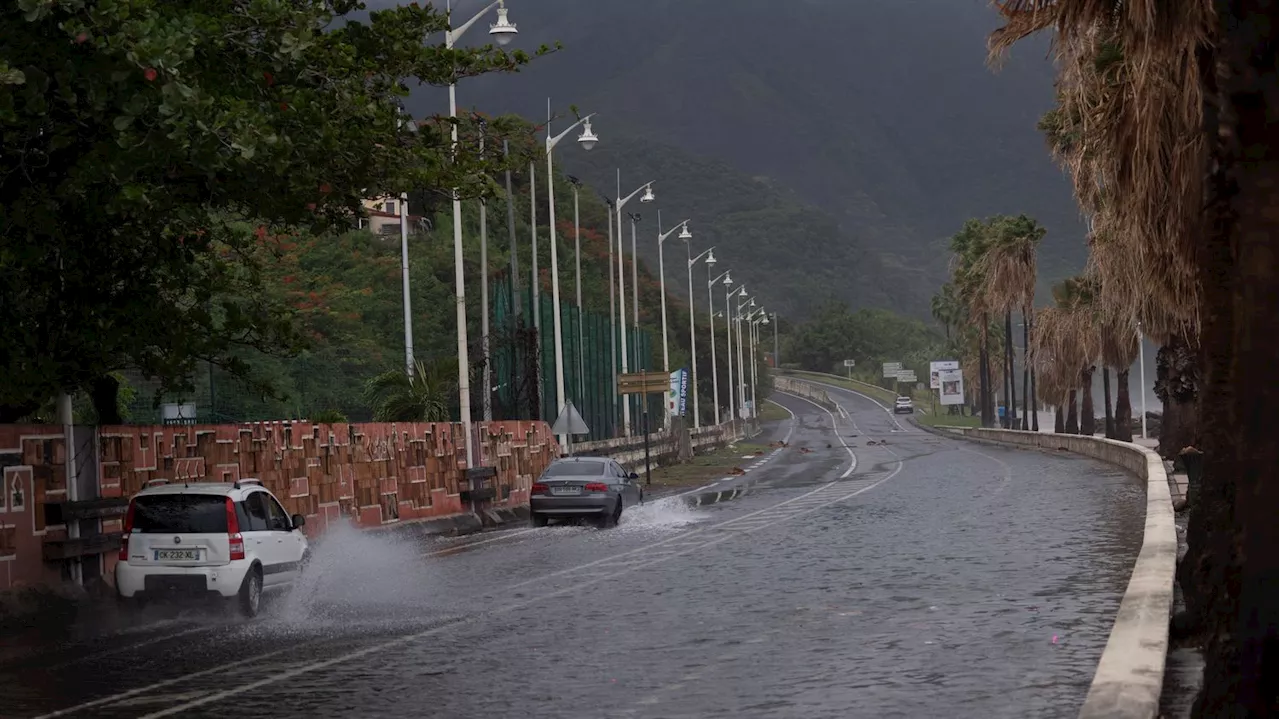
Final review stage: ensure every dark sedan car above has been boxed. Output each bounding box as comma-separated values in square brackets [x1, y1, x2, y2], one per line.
[529, 457, 644, 528]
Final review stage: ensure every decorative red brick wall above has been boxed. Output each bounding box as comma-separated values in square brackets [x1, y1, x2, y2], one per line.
[1, 420, 560, 592]
[1, 426, 70, 591]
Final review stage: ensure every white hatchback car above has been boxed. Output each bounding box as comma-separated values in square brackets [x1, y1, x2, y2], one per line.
[893, 396, 914, 414]
[115, 479, 309, 617]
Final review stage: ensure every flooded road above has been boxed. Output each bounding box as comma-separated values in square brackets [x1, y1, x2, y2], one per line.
[0, 387, 1145, 718]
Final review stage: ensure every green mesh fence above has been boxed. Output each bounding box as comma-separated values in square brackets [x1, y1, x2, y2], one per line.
[492, 278, 660, 441]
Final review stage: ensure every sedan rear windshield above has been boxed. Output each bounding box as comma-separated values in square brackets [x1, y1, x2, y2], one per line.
[132, 494, 228, 534]
[545, 462, 606, 477]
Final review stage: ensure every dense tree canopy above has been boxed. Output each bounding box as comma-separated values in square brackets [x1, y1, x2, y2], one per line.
[784, 301, 943, 378]
[0, 0, 546, 420]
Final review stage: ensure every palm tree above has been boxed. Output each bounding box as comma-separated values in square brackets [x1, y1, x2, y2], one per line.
[1100, 315, 1140, 442]
[363, 358, 460, 422]
[930, 283, 961, 341]
[990, 3, 1275, 714]
[973, 214, 1043, 430]
[1050, 277, 1100, 436]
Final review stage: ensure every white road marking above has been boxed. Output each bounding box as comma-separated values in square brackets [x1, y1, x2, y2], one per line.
[780, 392, 858, 479]
[422, 527, 539, 557]
[132, 459, 909, 719]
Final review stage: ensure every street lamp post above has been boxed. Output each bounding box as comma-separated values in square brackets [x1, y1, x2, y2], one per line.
[735, 296, 757, 418]
[394, 108, 417, 377]
[568, 177, 585, 409]
[478, 120, 492, 421]
[1137, 321, 1147, 440]
[725, 285, 745, 422]
[604, 195, 618, 435]
[543, 101, 599, 446]
[751, 312, 769, 419]
[443, 0, 518, 466]
[686, 243, 716, 429]
[655, 214, 692, 375]
[614, 174, 655, 436]
[708, 270, 733, 425]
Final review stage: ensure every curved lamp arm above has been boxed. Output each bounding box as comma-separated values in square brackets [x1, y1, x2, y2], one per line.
[658, 219, 692, 245]
[447, 0, 504, 47]
[690, 246, 716, 266]
[547, 112, 598, 151]
[618, 182, 655, 210]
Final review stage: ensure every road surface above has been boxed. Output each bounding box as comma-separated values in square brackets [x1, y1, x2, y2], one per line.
[0, 387, 1145, 718]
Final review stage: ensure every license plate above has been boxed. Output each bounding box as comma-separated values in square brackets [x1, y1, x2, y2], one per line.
[550, 486, 581, 496]
[155, 549, 201, 562]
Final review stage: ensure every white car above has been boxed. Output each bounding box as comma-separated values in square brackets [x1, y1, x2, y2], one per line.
[115, 479, 309, 617]
[893, 396, 914, 414]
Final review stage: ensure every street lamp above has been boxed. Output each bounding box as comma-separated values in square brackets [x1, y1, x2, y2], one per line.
[603, 194, 618, 435]
[394, 106, 417, 378]
[614, 174, 655, 436]
[750, 311, 769, 419]
[568, 176, 585, 410]
[444, 0, 519, 467]
[708, 270, 733, 425]
[544, 102, 600, 446]
[656, 214, 693, 374]
[735, 296, 757, 419]
[687, 243, 716, 429]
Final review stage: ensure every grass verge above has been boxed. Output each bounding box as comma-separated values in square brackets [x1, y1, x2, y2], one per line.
[758, 400, 791, 422]
[914, 413, 981, 428]
[641, 441, 770, 491]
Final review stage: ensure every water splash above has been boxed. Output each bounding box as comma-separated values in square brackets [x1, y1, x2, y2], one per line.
[618, 495, 705, 532]
[270, 522, 441, 630]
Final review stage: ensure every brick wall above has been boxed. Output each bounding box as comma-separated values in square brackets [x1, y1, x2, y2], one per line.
[0, 426, 70, 591]
[0, 420, 559, 592]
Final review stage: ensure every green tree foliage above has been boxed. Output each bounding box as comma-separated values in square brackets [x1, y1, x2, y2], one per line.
[0, 0, 545, 421]
[784, 301, 943, 378]
[364, 357, 459, 422]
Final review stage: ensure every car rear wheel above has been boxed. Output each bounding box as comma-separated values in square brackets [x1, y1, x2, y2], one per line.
[530, 511, 548, 528]
[238, 567, 262, 618]
[595, 501, 621, 529]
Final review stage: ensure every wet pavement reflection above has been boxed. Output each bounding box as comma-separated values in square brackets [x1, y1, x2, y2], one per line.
[0, 390, 1143, 719]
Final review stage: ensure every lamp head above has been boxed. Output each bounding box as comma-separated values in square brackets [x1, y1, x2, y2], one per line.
[678, 224, 692, 240]
[737, 287, 747, 297]
[488, 6, 518, 46]
[640, 185, 656, 203]
[722, 272, 733, 285]
[576, 118, 598, 151]
[705, 250, 717, 265]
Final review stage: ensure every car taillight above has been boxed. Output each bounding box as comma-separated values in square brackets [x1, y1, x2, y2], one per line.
[584, 482, 608, 493]
[531, 482, 549, 494]
[118, 499, 136, 561]
[226, 497, 245, 560]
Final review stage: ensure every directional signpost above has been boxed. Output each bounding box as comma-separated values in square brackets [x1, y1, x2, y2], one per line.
[843, 359, 856, 379]
[881, 361, 902, 379]
[617, 371, 672, 485]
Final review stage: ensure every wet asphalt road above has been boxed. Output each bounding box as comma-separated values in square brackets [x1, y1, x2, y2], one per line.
[0, 386, 1145, 719]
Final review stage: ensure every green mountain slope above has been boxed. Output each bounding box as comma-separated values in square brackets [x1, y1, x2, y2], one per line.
[402, 0, 1087, 318]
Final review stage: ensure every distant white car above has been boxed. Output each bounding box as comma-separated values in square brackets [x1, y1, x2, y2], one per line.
[893, 396, 914, 414]
[114, 480, 309, 617]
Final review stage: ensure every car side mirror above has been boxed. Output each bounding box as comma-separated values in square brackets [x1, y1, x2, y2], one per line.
[628, 472, 639, 480]
[291, 514, 306, 529]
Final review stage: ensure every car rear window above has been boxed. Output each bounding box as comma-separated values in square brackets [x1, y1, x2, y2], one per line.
[544, 462, 606, 477]
[132, 494, 228, 534]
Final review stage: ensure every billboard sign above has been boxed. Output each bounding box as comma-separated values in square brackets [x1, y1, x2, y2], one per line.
[668, 369, 689, 416]
[929, 360, 960, 389]
[938, 368, 965, 405]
